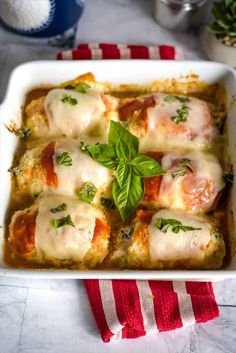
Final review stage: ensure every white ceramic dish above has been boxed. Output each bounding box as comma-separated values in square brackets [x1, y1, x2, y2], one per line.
[1, 60, 236, 280]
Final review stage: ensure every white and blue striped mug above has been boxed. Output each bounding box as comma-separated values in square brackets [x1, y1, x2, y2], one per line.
[0, 0, 84, 38]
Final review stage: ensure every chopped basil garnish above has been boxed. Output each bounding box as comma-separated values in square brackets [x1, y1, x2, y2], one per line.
[154, 218, 201, 234]
[172, 158, 193, 178]
[50, 203, 67, 213]
[61, 95, 78, 105]
[8, 166, 22, 174]
[179, 158, 193, 172]
[78, 182, 97, 203]
[83, 121, 165, 220]
[164, 94, 190, 103]
[224, 172, 233, 184]
[101, 197, 116, 209]
[79, 141, 89, 152]
[15, 127, 31, 139]
[52, 215, 75, 229]
[57, 152, 73, 166]
[213, 228, 221, 240]
[65, 82, 90, 93]
[171, 169, 186, 178]
[171, 104, 190, 124]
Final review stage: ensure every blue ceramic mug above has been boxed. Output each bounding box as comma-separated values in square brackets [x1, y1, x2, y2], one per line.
[0, 0, 84, 38]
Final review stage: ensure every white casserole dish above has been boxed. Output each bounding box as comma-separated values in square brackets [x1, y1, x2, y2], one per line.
[0, 60, 236, 280]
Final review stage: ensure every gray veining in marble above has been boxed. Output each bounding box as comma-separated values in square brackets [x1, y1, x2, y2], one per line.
[0, 0, 235, 352]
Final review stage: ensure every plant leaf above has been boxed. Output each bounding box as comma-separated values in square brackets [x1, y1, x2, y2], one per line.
[112, 174, 143, 220]
[108, 121, 139, 158]
[116, 162, 131, 188]
[131, 155, 165, 177]
[86, 143, 118, 169]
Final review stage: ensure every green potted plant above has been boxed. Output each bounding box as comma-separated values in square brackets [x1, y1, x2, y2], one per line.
[202, 0, 236, 66]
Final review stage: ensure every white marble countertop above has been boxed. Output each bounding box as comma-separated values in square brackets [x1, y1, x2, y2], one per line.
[0, 1, 236, 352]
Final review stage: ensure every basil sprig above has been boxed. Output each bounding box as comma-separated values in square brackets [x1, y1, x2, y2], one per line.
[154, 218, 201, 234]
[83, 121, 165, 220]
[171, 104, 191, 124]
[164, 94, 190, 103]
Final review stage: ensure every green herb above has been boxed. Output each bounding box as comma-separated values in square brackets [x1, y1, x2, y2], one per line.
[224, 171, 234, 184]
[171, 158, 193, 178]
[52, 215, 75, 229]
[50, 203, 67, 213]
[121, 225, 135, 240]
[154, 218, 201, 234]
[65, 82, 90, 93]
[79, 141, 89, 152]
[15, 127, 31, 139]
[101, 197, 116, 209]
[179, 158, 193, 172]
[171, 169, 186, 178]
[78, 182, 97, 203]
[164, 94, 190, 103]
[213, 228, 221, 240]
[171, 104, 191, 124]
[83, 121, 165, 220]
[61, 95, 78, 105]
[57, 152, 73, 166]
[8, 166, 22, 174]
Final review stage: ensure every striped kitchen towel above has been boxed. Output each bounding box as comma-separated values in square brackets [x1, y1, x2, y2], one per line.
[84, 280, 219, 342]
[57, 43, 184, 60]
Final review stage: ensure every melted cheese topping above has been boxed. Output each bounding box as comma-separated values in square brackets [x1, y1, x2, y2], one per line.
[44, 89, 117, 137]
[148, 209, 215, 262]
[53, 140, 112, 197]
[139, 94, 217, 151]
[35, 196, 104, 261]
[159, 151, 225, 211]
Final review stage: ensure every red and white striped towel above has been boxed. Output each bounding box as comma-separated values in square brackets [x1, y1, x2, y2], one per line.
[84, 280, 219, 342]
[57, 43, 218, 342]
[57, 43, 184, 60]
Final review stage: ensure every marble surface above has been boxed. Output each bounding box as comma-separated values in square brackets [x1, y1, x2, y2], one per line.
[0, 1, 236, 352]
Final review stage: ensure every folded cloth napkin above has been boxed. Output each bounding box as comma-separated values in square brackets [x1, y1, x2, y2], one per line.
[57, 43, 184, 60]
[57, 43, 218, 342]
[84, 280, 219, 342]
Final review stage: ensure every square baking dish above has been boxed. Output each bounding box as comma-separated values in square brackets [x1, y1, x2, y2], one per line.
[0, 60, 236, 280]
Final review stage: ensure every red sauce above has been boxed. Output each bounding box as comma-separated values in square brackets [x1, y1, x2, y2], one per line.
[12, 211, 38, 254]
[93, 218, 111, 243]
[40, 141, 58, 188]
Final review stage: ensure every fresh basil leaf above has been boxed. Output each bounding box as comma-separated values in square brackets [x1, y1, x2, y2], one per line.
[171, 169, 186, 178]
[108, 121, 139, 158]
[116, 139, 131, 160]
[131, 155, 165, 177]
[86, 143, 118, 169]
[15, 127, 31, 139]
[53, 215, 75, 229]
[100, 197, 116, 209]
[113, 174, 143, 220]
[57, 152, 73, 166]
[171, 104, 190, 124]
[78, 182, 97, 203]
[154, 218, 201, 233]
[50, 203, 67, 213]
[65, 83, 90, 93]
[8, 166, 22, 174]
[164, 94, 190, 103]
[61, 95, 78, 106]
[116, 162, 131, 188]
